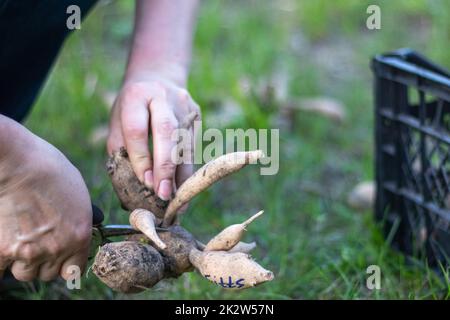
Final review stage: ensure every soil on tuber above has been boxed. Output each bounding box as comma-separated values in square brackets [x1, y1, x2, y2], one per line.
[107, 148, 168, 218]
[123, 224, 199, 278]
[157, 225, 198, 277]
[92, 241, 165, 293]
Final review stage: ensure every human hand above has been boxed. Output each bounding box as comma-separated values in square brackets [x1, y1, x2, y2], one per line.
[0, 116, 92, 281]
[107, 71, 201, 202]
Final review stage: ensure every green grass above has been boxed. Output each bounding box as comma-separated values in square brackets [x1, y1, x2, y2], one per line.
[13, 0, 450, 299]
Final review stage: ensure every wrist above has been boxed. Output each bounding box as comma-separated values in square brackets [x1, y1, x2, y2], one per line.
[0, 115, 27, 157]
[124, 58, 189, 88]
[0, 115, 58, 177]
[0, 116, 35, 175]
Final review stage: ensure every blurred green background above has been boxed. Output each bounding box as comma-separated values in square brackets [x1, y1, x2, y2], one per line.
[18, 0, 450, 299]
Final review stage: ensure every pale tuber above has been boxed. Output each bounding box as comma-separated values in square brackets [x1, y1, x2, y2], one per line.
[204, 211, 263, 251]
[189, 248, 274, 289]
[228, 241, 257, 254]
[129, 209, 167, 250]
[163, 150, 264, 226]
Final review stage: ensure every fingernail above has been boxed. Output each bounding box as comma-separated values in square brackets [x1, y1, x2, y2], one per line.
[144, 170, 154, 189]
[158, 179, 172, 201]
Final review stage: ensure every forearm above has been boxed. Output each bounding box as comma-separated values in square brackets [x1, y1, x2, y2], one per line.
[0, 115, 50, 172]
[0, 115, 31, 178]
[0, 115, 25, 160]
[125, 0, 200, 86]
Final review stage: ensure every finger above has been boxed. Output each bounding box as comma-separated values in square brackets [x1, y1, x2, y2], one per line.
[175, 122, 194, 189]
[176, 162, 194, 189]
[0, 258, 10, 279]
[38, 260, 63, 282]
[175, 102, 199, 207]
[191, 103, 201, 161]
[189, 100, 202, 131]
[174, 124, 194, 213]
[60, 250, 89, 281]
[121, 99, 153, 188]
[150, 98, 179, 201]
[10, 261, 40, 282]
[0, 265, 7, 280]
[174, 164, 191, 214]
[107, 102, 126, 155]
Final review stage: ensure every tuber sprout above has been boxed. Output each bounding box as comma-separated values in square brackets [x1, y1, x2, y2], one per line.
[204, 211, 263, 251]
[129, 209, 167, 250]
[228, 241, 257, 254]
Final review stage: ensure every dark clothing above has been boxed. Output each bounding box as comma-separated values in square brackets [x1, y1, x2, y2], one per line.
[0, 0, 97, 122]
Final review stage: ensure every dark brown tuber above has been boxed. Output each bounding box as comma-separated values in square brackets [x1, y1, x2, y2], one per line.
[106, 148, 168, 218]
[92, 241, 165, 293]
[156, 225, 198, 277]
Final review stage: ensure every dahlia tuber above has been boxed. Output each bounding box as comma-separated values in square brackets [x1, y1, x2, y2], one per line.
[107, 148, 168, 218]
[163, 150, 264, 226]
[189, 248, 274, 289]
[129, 209, 167, 250]
[204, 211, 263, 251]
[95, 146, 274, 294]
[92, 241, 165, 293]
[106, 112, 197, 218]
[156, 225, 198, 277]
[228, 241, 257, 254]
[123, 225, 198, 278]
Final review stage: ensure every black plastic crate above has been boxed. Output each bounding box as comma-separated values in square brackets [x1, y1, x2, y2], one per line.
[372, 49, 450, 268]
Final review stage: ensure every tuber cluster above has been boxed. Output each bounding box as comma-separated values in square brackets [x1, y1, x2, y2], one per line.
[92, 146, 274, 293]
